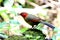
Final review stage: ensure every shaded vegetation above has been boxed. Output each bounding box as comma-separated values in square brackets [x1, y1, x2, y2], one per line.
[5, 29, 46, 40]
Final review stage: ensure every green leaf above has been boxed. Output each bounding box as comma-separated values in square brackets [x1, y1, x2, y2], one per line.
[20, 27, 28, 33]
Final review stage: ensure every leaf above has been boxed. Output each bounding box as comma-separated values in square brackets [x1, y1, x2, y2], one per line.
[20, 27, 28, 33]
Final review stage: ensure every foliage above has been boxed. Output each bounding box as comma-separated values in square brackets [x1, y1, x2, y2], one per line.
[24, 3, 34, 8]
[0, 0, 3, 3]
[5, 29, 46, 40]
[28, 0, 35, 2]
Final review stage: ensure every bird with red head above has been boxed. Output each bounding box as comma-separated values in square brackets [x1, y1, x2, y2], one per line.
[20, 12, 55, 29]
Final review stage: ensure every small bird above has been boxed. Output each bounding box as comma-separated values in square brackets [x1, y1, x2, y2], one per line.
[20, 12, 55, 29]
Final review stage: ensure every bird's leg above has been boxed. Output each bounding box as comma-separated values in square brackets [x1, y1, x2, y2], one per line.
[32, 25, 37, 29]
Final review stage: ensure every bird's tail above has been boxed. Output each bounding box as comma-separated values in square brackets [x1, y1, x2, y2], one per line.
[40, 20, 55, 29]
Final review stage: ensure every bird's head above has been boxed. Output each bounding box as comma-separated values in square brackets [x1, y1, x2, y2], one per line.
[20, 12, 28, 18]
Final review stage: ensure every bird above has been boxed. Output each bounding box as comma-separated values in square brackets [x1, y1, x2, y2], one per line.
[20, 12, 55, 29]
